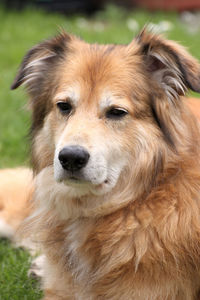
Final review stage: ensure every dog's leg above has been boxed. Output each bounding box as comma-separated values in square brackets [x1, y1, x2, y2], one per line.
[43, 289, 76, 300]
[43, 289, 67, 300]
[42, 257, 76, 300]
[28, 254, 46, 279]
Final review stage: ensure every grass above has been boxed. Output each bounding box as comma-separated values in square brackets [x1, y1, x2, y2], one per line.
[1, 4, 200, 299]
[0, 239, 43, 300]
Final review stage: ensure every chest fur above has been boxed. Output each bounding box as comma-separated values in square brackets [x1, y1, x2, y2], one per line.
[43, 205, 200, 300]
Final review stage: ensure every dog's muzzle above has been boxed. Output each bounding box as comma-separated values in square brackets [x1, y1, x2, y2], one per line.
[58, 145, 90, 172]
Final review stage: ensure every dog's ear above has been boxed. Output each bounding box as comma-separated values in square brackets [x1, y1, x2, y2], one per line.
[135, 29, 200, 100]
[11, 32, 71, 91]
[133, 30, 200, 148]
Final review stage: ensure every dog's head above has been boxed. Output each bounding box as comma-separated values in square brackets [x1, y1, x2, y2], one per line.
[12, 30, 200, 198]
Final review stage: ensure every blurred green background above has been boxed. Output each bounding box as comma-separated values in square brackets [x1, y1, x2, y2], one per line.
[1, 3, 200, 299]
[1, 4, 200, 168]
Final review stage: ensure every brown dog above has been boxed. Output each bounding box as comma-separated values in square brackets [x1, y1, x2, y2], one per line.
[0, 168, 33, 240]
[10, 30, 200, 299]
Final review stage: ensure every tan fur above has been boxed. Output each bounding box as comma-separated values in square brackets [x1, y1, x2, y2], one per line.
[187, 97, 200, 121]
[10, 30, 200, 299]
[0, 168, 33, 238]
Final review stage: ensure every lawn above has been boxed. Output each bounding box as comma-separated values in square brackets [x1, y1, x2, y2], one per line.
[1, 4, 200, 299]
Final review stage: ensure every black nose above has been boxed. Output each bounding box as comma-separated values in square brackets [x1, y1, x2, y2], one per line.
[58, 146, 90, 172]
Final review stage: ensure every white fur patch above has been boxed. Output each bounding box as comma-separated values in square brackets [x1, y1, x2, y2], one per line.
[0, 218, 14, 239]
[99, 90, 130, 112]
[25, 53, 55, 70]
[53, 140, 126, 197]
[22, 53, 56, 87]
[54, 84, 80, 106]
[28, 254, 46, 279]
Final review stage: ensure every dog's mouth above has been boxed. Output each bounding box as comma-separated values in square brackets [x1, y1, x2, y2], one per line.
[62, 173, 111, 193]
[69, 176, 80, 181]
[54, 166, 121, 196]
[65, 175, 89, 185]
[53, 153, 120, 195]
[66, 175, 109, 186]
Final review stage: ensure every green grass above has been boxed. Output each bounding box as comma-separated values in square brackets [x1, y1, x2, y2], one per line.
[1, 4, 200, 299]
[0, 239, 43, 300]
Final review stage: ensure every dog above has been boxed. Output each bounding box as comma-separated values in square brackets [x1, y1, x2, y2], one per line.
[0, 168, 33, 240]
[9, 29, 200, 299]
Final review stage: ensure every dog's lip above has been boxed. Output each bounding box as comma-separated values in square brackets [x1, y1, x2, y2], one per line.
[64, 175, 90, 185]
[94, 179, 109, 188]
[69, 176, 79, 181]
[63, 176, 109, 187]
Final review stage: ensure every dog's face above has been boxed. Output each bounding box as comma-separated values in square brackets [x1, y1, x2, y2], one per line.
[48, 42, 156, 196]
[12, 31, 200, 198]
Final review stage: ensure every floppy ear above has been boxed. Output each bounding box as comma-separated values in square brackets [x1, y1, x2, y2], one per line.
[135, 29, 200, 100]
[11, 32, 71, 91]
[11, 32, 72, 134]
[133, 30, 200, 148]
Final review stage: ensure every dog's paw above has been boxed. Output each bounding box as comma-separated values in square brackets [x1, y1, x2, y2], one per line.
[28, 254, 46, 279]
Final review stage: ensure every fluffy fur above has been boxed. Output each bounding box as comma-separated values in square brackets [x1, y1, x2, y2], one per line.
[11, 30, 200, 299]
[0, 168, 33, 250]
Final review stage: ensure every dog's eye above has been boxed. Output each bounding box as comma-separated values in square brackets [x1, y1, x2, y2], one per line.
[57, 102, 72, 115]
[106, 108, 128, 120]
